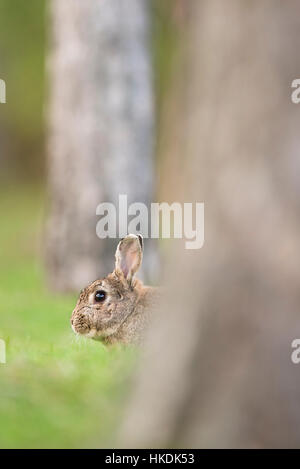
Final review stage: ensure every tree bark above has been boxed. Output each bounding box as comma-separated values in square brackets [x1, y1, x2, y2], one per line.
[120, 0, 300, 448]
[46, 0, 156, 292]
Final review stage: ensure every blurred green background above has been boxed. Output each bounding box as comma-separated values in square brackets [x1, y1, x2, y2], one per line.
[0, 186, 137, 448]
[0, 0, 46, 180]
[0, 0, 178, 448]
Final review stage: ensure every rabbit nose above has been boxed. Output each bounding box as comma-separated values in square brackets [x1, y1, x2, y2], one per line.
[71, 310, 91, 334]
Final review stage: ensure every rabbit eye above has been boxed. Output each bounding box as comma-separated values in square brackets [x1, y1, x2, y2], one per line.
[95, 290, 106, 302]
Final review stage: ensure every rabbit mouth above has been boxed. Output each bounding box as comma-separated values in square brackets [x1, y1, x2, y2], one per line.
[71, 307, 130, 339]
[71, 321, 91, 335]
[71, 321, 99, 339]
[71, 314, 115, 338]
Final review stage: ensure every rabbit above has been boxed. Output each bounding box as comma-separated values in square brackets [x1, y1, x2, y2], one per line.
[71, 234, 159, 345]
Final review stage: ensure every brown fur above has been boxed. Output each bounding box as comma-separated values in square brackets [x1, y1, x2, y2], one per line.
[71, 235, 158, 345]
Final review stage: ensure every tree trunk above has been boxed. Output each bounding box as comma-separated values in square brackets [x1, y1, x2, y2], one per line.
[120, 0, 300, 448]
[46, 0, 156, 292]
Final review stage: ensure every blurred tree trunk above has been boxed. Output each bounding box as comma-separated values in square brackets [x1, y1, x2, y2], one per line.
[120, 0, 300, 448]
[46, 0, 156, 292]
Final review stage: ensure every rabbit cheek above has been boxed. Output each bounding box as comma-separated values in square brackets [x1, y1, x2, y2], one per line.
[96, 305, 114, 327]
[92, 305, 115, 337]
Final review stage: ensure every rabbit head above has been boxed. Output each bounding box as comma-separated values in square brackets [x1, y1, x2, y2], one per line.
[71, 234, 144, 340]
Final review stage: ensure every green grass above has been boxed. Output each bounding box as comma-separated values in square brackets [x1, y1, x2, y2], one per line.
[0, 186, 137, 448]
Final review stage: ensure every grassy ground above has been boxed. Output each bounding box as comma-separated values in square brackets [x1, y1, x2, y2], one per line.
[0, 186, 137, 448]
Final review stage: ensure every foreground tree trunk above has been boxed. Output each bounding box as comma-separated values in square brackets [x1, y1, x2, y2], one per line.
[120, 0, 300, 448]
[46, 0, 156, 292]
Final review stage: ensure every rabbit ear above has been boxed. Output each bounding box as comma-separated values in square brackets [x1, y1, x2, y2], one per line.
[115, 234, 143, 282]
